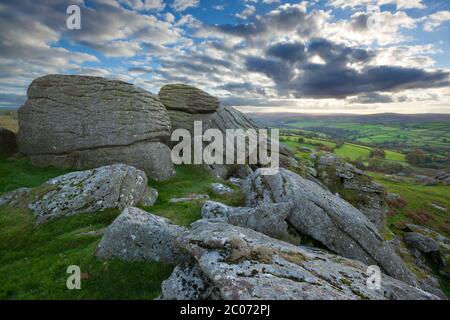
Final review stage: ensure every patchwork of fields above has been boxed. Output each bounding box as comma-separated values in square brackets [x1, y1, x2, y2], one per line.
[281, 135, 406, 162]
[283, 120, 450, 149]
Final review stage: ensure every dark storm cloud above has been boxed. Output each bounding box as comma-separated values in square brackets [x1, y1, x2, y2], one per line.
[245, 38, 450, 99]
[266, 42, 306, 63]
[246, 57, 293, 84]
[212, 3, 308, 39]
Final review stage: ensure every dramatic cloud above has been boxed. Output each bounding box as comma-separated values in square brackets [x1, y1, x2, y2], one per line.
[245, 38, 449, 99]
[0, 0, 449, 113]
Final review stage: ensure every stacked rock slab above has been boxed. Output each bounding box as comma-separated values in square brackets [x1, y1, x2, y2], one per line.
[17, 75, 175, 181]
[158, 83, 219, 133]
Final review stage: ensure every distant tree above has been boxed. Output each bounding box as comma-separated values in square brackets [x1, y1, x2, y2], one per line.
[335, 140, 344, 148]
[316, 144, 333, 152]
[406, 149, 429, 166]
[370, 148, 386, 159]
[297, 137, 305, 143]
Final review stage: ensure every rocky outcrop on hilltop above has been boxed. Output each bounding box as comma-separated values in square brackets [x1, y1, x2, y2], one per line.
[158, 84, 298, 178]
[17, 75, 175, 181]
[312, 152, 388, 231]
[0, 127, 17, 154]
[242, 168, 416, 286]
[205, 106, 298, 171]
[160, 220, 438, 300]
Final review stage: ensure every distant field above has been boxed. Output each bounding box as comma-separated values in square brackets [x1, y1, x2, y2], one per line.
[284, 120, 450, 150]
[0, 115, 18, 133]
[282, 135, 406, 164]
[335, 143, 371, 161]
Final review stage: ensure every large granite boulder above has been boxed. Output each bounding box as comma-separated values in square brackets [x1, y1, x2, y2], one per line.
[201, 201, 295, 243]
[96, 207, 188, 263]
[17, 75, 175, 181]
[159, 83, 219, 133]
[165, 220, 438, 300]
[242, 168, 416, 286]
[0, 127, 17, 154]
[9, 164, 150, 224]
[314, 153, 388, 231]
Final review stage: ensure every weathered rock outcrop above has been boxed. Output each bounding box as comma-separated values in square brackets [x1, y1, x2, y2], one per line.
[0, 127, 17, 154]
[242, 168, 416, 286]
[160, 262, 221, 300]
[201, 201, 295, 242]
[165, 220, 438, 300]
[403, 224, 450, 279]
[2, 164, 151, 224]
[159, 83, 297, 178]
[17, 75, 175, 181]
[96, 207, 188, 263]
[205, 106, 298, 171]
[314, 153, 388, 230]
[159, 84, 219, 132]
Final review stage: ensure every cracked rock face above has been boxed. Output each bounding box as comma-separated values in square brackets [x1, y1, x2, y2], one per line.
[96, 207, 188, 263]
[242, 168, 416, 286]
[17, 75, 174, 181]
[170, 220, 438, 300]
[29, 164, 148, 224]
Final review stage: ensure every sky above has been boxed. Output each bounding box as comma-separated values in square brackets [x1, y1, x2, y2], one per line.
[1, 0, 450, 114]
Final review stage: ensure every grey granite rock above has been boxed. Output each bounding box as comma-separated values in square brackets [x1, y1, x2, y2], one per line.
[17, 75, 174, 180]
[138, 187, 158, 207]
[242, 168, 416, 286]
[160, 261, 221, 300]
[172, 220, 438, 300]
[96, 207, 188, 263]
[29, 164, 148, 224]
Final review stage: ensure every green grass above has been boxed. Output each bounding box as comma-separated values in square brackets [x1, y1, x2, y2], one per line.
[149, 165, 244, 227]
[369, 172, 450, 236]
[0, 156, 244, 299]
[335, 143, 372, 161]
[0, 154, 71, 193]
[385, 150, 407, 162]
